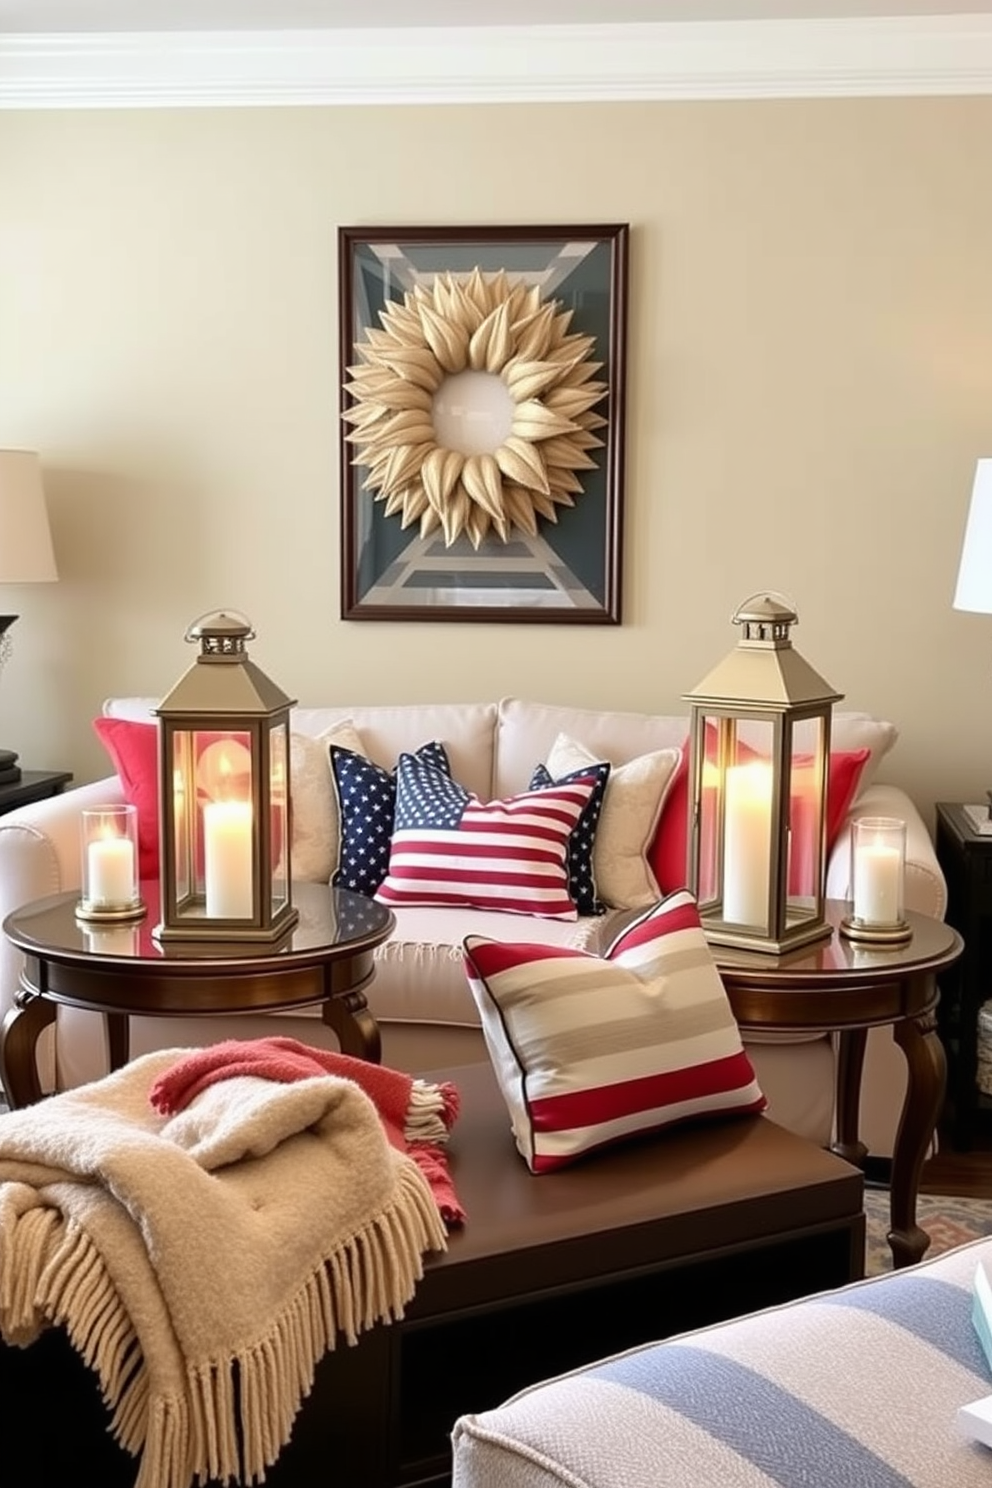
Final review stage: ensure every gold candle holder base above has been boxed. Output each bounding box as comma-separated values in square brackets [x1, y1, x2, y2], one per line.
[76, 898, 147, 925]
[839, 915, 912, 947]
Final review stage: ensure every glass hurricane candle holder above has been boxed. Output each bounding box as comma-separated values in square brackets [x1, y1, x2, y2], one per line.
[77, 803, 145, 923]
[840, 815, 912, 945]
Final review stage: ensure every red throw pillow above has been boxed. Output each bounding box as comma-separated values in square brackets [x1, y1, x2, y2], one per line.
[824, 747, 871, 845]
[648, 737, 870, 897]
[92, 717, 160, 880]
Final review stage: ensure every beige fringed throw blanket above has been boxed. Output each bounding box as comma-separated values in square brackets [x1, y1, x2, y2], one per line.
[0, 1048, 448, 1488]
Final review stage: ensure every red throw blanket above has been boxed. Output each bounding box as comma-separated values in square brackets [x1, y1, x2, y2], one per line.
[150, 1036, 466, 1226]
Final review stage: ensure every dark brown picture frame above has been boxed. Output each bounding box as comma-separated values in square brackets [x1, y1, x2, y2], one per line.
[338, 224, 629, 624]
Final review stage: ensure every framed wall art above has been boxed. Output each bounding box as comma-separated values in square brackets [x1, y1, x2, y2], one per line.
[338, 224, 629, 624]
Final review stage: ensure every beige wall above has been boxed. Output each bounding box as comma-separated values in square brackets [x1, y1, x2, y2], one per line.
[2, 97, 991, 823]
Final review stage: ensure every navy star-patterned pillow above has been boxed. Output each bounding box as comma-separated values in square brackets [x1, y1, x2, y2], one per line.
[529, 759, 611, 916]
[330, 740, 451, 898]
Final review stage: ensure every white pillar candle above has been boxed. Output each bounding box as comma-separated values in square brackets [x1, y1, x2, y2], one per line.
[203, 799, 254, 919]
[723, 761, 773, 925]
[87, 834, 135, 906]
[853, 842, 901, 924]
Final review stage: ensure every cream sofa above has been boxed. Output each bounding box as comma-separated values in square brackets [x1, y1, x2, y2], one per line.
[0, 696, 944, 1158]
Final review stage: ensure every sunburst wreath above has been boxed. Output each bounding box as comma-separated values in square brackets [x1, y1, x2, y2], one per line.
[342, 267, 609, 550]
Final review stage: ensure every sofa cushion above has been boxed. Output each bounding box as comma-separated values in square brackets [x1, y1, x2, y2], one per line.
[463, 890, 766, 1173]
[331, 740, 451, 898]
[546, 733, 681, 910]
[528, 759, 611, 916]
[376, 751, 598, 920]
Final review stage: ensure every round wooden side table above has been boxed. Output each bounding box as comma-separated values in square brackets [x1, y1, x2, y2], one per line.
[0, 881, 395, 1109]
[715, 900, 964, 1270]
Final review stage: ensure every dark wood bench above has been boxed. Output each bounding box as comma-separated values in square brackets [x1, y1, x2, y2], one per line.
[0, 1060, 864, 1488]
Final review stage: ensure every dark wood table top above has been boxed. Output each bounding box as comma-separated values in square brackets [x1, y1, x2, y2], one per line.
[715, 900, 963, 1031]
[3, 881, 394, 971]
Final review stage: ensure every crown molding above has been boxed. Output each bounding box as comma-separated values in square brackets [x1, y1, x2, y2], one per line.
[2, 15, 992, 109]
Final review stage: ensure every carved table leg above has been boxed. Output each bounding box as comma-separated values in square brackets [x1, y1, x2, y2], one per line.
[831, 1027, 868, 1168]
[322, 990, 382, 1063]
[888, 1005, 946, 1269]
[0, 986, 56, 1108]
[105, 1012, 130, 1073]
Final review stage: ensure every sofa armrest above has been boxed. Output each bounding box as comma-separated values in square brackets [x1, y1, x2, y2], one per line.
[0, 776, 124, 1028]
[825, 781, 945, 920]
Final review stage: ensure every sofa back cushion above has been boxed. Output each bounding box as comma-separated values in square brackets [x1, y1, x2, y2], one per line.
[287, 703, 499, 801]
[103, 699, 499, 803]
[494, 698, 686, 797]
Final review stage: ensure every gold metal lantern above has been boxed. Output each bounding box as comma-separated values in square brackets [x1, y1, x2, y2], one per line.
[153, 611, 298, 944]
[683, 594, 843, 955]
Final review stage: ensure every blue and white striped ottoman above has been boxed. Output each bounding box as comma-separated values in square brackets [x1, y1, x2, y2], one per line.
[451, 1235, 992, 1488]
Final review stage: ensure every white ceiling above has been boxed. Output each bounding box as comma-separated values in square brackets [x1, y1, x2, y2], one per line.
[2, 0, 991, 33]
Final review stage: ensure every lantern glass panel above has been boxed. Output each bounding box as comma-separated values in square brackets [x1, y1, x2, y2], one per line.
[269, 720, 290, 915]
[722, 717, 776, 929]
[171, 731, 193, 904]
[197, 730, 255, 920]
[786, 715, 828, 906]
[692, 726, 721, 909]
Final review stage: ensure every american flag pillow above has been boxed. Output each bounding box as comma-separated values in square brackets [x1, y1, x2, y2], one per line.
[463, 890, 766, 1173]
[375, 750, 599, 920]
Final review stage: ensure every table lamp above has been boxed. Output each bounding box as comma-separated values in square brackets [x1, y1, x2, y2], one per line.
[0, 450, 59, 784]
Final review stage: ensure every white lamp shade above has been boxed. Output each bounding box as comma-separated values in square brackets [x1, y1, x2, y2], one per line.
[0, 450, 58, 584]
[954, 459, 992, 615]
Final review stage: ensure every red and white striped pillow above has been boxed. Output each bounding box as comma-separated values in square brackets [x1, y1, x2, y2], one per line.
[463, 890, 766, 1173]
[376, 749, 598, 920]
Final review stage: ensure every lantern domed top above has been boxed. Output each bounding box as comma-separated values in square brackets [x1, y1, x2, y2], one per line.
[185, 610, 256, 662]
[732, 592, 797, 649]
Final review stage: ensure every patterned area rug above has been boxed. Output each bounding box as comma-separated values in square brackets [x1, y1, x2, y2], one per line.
[864, 1188, 992, 1276]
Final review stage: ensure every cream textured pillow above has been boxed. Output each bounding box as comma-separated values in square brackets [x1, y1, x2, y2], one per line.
[547, 732, 682, 910]
[290, 721, 365, 882]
